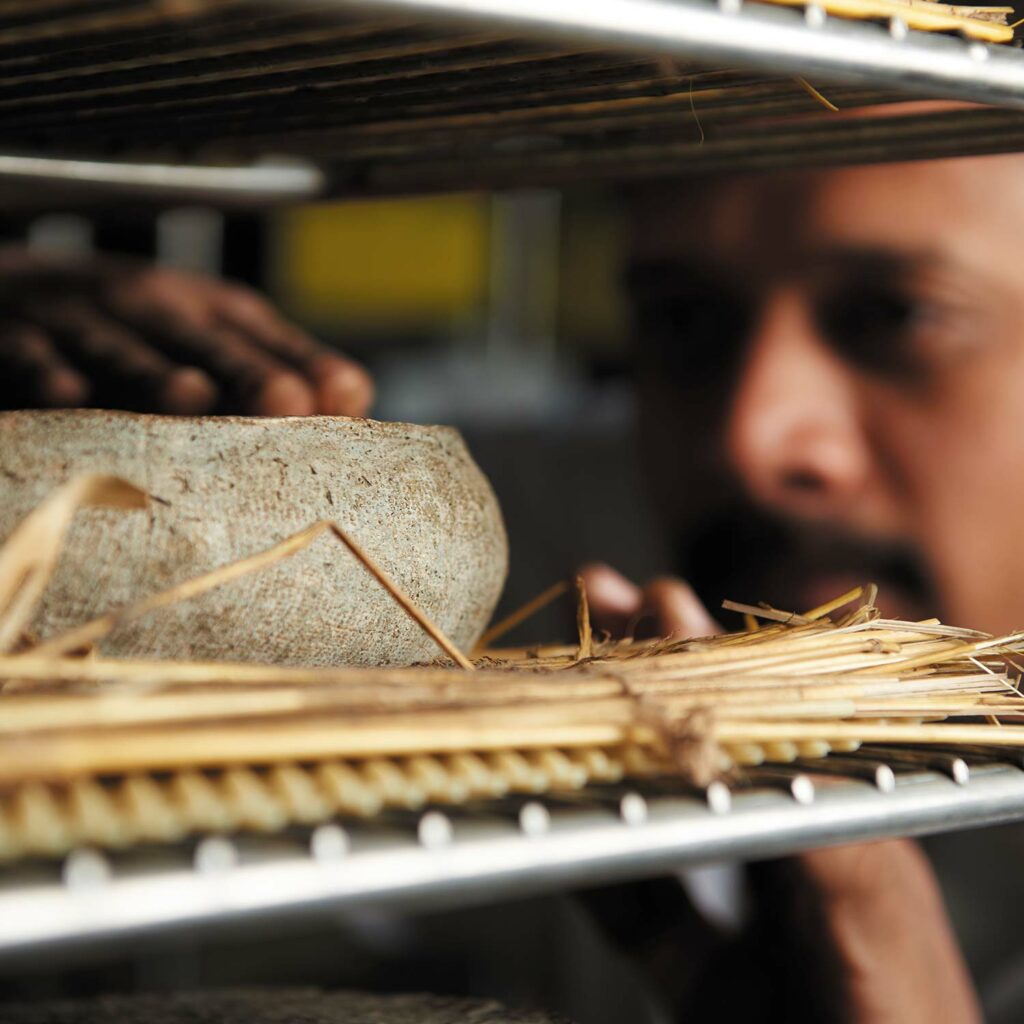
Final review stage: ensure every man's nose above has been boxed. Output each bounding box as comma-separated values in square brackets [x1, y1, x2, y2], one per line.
[724, 289, 871, 518]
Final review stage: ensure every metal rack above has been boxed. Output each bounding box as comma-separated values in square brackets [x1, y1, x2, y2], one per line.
[5, 0, 1024, 966]
[3, 756, 1024, 957]
[3, 0, 1024, 204]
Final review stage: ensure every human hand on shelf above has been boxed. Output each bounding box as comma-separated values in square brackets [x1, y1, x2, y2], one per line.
[0, 247, 374, 417]
[581, 562, 982, 1024]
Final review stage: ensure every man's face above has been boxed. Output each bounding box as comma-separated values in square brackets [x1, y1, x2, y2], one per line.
[628, 155, 1024, 633]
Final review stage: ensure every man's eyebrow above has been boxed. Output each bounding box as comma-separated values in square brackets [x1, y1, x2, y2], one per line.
[805, 245, 938, 278]
[623, 248, 948, 296]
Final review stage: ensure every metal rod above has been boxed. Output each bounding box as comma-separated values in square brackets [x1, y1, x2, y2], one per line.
[793, 755, 897, 793]
[331, 0, 1024, 108]
[741, 766, 816, 804]
[856, 744, 972, 784]
[0, 154, 325, 204]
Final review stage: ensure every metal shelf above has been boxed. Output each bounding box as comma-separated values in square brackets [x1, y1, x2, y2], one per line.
[2, 0, 1024, 204]
[363, 0, 1024, 105]
[3, 760, 1024, 958]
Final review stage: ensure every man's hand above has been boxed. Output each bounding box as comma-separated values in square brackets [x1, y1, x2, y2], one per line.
[0, 248, 374, 417]
[800, 840, 981, 1024]
[582, 563, 982, 1024]
[580, 562, 720, 640]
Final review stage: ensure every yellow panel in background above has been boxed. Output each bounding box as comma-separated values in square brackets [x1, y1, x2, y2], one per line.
[270, 195, 490, 334]
[558, 192, 629, 353]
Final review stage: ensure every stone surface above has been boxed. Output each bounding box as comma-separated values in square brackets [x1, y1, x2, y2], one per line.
[0, 411, 507, 667]
[0, 988, 575, 1023]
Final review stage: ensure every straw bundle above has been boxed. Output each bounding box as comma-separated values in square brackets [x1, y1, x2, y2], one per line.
[2, 475, 1024, 860]
[760, 0, 1015, 42]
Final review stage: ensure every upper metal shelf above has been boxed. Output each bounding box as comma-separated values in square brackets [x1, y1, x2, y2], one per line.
[0, 0, 1024, 204]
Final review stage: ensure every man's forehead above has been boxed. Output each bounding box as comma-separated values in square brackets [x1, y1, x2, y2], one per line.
[627, 155, 1024, 272]
[628, 172, 808, 261]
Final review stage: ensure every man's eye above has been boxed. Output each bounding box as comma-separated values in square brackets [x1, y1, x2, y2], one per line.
[813, 286, 926, 377]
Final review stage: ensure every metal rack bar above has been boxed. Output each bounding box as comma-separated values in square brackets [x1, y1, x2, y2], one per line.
[345, 0, 1024, 107]
[2, 763, 1023, 957]
[0, 154, 324, 203]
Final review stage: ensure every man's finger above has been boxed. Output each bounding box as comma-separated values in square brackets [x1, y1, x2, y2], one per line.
[98, 299, 317, 417]
[0, 323, 91, 409]
[581, 565, 722, 641]
[208, 281, 374, 417]
[171, 323, 318, 417]
[138, 271, 374, 417]
[643, 577, 721, 639]
[579, 562, 644, 638]
[107, 271, 365, 417]
[16, 302, 217, 415]
[305, 353, 375, 418]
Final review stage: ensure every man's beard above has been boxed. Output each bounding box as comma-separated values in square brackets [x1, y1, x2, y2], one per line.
[674, 506, 938, 627]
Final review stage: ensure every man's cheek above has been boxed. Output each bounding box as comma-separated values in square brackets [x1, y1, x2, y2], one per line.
[877, 397, 1024, 633]
[637, 390, 694, 514]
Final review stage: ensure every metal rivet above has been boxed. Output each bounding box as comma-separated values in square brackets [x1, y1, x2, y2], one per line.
[889, 16, 909, 40]
[63, 848, 111, 890]
[619, 792, 648, 826]
[194, 836, 238, 874]
[417, 811, 453, 849]
[805, 4, 827, 28]
[969, 42, 990, 61]
[706, 780, 732, 815]
[790, 774, 816, 806]
[875, 765, 896, 794]
[310, 823, 349, 861]
[519, 801, 550, 837]
[951, 759, 971, 786]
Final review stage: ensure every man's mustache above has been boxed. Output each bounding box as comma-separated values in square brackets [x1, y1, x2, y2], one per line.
[675, 506, 936, 620]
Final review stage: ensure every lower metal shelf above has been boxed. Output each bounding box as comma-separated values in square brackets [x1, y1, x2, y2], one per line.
[2, 760, 1024, 957]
